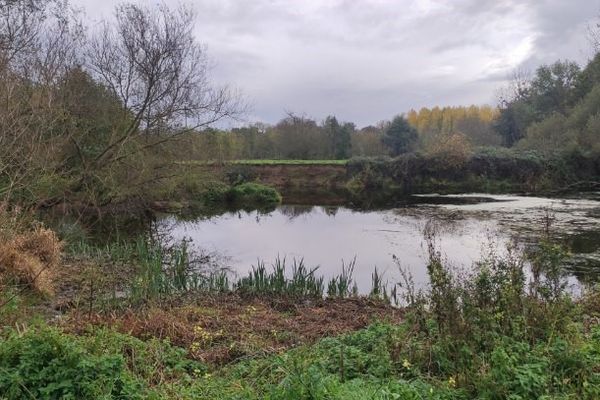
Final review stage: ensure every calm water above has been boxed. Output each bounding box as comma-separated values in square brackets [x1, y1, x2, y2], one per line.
[160, 194, 600, 294]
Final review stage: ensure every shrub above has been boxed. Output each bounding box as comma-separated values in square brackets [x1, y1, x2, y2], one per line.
[200, 181, 229, 203]
[227, 183, 282, 206]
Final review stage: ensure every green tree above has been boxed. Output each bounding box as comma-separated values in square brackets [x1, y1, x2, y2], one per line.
[529, 60, 580, 117]
[324, 116, 353, 159]
[337, 122, 354, 159]
[495, 61, 580, 147]
[382, 115, 418, 156]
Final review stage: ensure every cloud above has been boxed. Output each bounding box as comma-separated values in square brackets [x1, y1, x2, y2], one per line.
[76, 0, 600, 126]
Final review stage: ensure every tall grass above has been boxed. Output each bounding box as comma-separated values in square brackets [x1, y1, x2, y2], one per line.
[369, 267, 389, 301]
[236, 258, 324, 298]
[126, 247, 372, 302]
[326, 258, 358, 298]
[73, 234, 398, 304]
[68, 239, 137, 263]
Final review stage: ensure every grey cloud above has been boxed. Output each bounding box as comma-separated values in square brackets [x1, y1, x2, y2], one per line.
[76, 0, 599, 127]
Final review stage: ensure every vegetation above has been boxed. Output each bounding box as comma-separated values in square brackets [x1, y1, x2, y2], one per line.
[228, 159, 348, 165]
[381, 115, 419, 156]
[176, 107, 499, 163]
[0, 0, 241, 212]
[226, 183, 283, 208]
[1, 214, 599, 399]
[345, 147, 600, 198]
[495, 57, 600, 154]
[1, 1, 600, 399]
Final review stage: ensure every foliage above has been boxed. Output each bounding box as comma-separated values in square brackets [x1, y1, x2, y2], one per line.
[176, 107, 498, 163]
[495, 60, 581, 147]
[425, 132, 473, 169]
[381, 115, 419, 156]
[229, 159, 349, 165]
[407, 105, 500, 148]
[0, 325, 208, 400]
[236, 258, 325, 299]
[0, 327, 143, 399]
[324, 115, 353, 159]
[345, 148, 600, 196]
[2, 224, 600, 399]
[227, 182, 282, 207]
[0, 0, 240, 210]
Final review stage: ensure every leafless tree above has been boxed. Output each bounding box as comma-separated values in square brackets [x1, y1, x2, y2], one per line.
[0, 0, 82, 202]
[86, 2, 244, 168]
[587, 12, 600, 57]
[495, 68, 531, 107]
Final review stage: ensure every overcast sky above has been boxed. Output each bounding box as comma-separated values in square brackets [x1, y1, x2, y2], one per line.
[77, 0, 600, 127]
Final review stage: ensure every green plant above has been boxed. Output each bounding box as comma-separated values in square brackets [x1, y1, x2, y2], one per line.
[227, 182, 282, 207]
[327, 258, 357, 298]
[236, 257, 324, 298]
[0, 327, 144, 399]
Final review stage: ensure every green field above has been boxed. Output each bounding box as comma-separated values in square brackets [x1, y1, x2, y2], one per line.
[181, 159, 349, 166]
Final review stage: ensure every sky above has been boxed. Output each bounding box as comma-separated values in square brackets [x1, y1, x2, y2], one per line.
[77, 0, 600, 128]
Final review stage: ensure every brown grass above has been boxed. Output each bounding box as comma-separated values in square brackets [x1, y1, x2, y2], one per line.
[64, 295, 403, 366]
[0, 226, 62, 296]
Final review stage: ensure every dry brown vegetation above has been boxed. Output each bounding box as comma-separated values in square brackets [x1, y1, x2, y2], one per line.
[0, 226, 62, 296]
[64, 295, 403, 366]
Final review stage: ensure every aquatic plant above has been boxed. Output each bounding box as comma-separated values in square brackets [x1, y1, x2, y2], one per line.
[236, 257, 324, 298]
[326, 257, 357, 298]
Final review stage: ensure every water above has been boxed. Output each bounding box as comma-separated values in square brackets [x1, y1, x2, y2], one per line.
[160, 194, 600, 294]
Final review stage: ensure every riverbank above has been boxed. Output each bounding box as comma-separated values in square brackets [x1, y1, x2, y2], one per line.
[3, 150, 600, 399]
[1, 214, 599, 398]
[177, 149, 600, 211]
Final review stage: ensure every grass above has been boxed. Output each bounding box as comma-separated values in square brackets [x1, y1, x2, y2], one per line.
[236, 258, 324, 298]
[231, 159, 349, 166]
[181, 159, 349, 166]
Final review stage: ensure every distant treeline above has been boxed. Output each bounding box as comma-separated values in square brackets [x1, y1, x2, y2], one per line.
[175, 105, 501, 161]
[177, 54, 600, 163]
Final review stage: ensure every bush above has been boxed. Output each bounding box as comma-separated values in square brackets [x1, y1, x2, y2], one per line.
[227, 183, 282, 206]
[201, 181, 230, 204]
[344, 148, 600, 196]
[0, 326, 208, 400]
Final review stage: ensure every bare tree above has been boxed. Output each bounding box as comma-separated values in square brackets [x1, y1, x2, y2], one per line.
[0, 0, 82, 202]
[0, 1, 244, 207]
[86, 2, 243, 168]
[587, 13, 600, 57]
[496, 68, 531, 107]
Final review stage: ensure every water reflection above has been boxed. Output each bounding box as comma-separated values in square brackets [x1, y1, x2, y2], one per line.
[160, 194, 600, 295]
